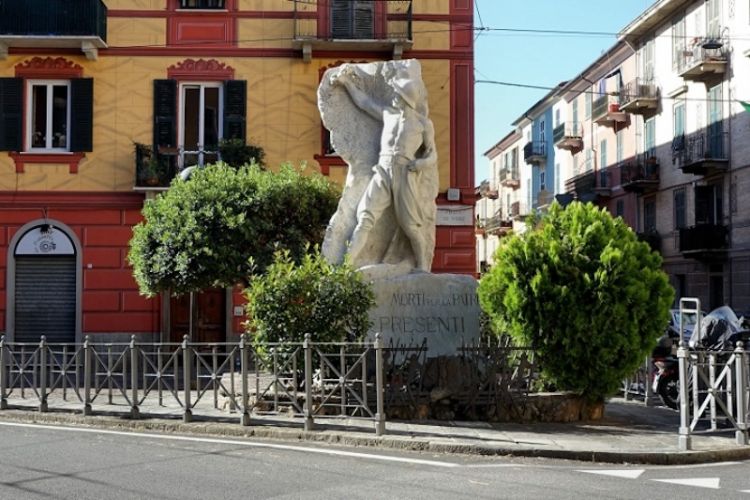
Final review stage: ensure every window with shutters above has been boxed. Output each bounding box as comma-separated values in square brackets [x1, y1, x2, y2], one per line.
[179, 0, 225, 8]
[1, 58, 92, 173]
[331, 0, 376, 39]
[27, 80, 70, 152]
[180, 82, 223, 168]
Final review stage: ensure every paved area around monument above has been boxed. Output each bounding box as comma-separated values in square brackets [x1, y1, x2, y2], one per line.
[0, 395, 747, 465]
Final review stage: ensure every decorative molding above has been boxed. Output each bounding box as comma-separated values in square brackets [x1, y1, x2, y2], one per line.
[0, 191, 145, 209]
[167, 58, 235, 80]
[9, 153, 85, 174]
[15, 57, 84, 79]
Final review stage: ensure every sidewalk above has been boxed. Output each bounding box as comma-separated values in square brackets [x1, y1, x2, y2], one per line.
[0, 397, 747, 464]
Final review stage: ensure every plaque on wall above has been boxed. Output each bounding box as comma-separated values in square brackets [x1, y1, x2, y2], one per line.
[436, 205, 474, 226]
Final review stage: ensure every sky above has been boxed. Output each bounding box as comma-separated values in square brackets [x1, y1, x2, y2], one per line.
[473, 0, 657, 182]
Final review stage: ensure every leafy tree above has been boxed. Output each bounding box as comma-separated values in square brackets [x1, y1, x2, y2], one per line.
[245, 249, 374, 350]
[478, 201, 674, 401]
[218, 138, 266, 169]
[128, 163, 340, 296]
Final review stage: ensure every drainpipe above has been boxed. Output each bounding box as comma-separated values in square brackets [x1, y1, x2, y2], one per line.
[727, 79, 733, 307]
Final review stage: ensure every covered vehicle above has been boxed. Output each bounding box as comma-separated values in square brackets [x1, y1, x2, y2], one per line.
[688, 306, 750, 350]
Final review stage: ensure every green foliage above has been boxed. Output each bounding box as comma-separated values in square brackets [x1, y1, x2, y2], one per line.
[218, 138, 265, 168]
[245, 250, 375, 349]
[128, 163, 340, 296]
[478, 201, 674, 401]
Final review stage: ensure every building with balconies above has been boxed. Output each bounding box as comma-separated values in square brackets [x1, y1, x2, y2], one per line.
[0, 0, 476, 342]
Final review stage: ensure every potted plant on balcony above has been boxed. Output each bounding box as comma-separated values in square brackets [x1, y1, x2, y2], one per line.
[135, 142, 166, 187]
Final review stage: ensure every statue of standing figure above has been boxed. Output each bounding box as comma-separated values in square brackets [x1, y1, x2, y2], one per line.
[319, 60, 439, 274]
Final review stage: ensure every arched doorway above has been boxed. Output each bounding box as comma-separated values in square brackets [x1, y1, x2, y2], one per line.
[6, 221, 81, 343]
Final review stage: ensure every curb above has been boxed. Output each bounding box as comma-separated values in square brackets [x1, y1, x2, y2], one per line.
[0, 410, 748, 465]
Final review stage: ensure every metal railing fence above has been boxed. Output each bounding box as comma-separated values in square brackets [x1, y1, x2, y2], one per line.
[676, 298, 750, 450]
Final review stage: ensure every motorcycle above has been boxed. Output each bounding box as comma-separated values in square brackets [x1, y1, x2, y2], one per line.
[652, 306, 750, 410]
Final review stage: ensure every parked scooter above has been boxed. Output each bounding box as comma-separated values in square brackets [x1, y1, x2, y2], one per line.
[652, 306, 750, 410]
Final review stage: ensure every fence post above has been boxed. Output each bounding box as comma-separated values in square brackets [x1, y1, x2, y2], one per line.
[375, 333, 385, 436]
[239, 334, 250, 426]
[304, 333, 314, 431]
[735, 341, 748, 446]
[83, 335, 92, 415]
[130, 335, 140, 419]
[677, 341, 692, 450]
[182, 335, 192, 423]
[39, 336, 48, 413]
[0, 336, 6, 410]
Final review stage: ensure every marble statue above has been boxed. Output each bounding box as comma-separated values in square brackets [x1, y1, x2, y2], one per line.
[318, 60, 439, 274]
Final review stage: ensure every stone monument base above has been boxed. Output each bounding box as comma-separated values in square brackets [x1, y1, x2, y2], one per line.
[364, 270, 480, 356]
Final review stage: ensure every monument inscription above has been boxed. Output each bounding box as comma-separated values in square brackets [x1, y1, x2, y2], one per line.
[367, 273, 480, 356]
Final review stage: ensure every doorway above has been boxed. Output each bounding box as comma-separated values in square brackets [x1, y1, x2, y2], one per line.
[169, 288, 227, 344]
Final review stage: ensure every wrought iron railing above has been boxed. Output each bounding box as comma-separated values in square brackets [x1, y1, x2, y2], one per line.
[676, 298, 749, 450]
[620, 157, 659, 185]
[0, 335, 542, 433]
[679, 224, 729, 253]
[523, 141, 546, 162]
[620, 77, 659, 105]
[553, 122, 583, 144]
[679, 129, 728, 166]
[0, 0, 107, 40]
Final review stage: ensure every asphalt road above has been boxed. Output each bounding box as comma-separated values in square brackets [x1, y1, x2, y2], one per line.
[0, 422, 747, 499]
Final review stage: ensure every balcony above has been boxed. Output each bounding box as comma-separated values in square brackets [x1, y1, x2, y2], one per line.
[679, 224, 729, 260]
[523, 141, 546, 165]
[678, 39, 728, 82]
[480, 214, 513, 235]
[619, 78, 659, 115]
[134, 144, 179, 191]
[500, 166, 520, 189]
[292, 0, 413, 62]
[678, 130, 728, 176]
[592, 95, 627, 127]
[620, 157, 659, 194]
[0, 0, 107, 60]
[510, 201, 529, 220]
[637, 231, 662, 253]
[564, 170, 597, 203]
[553, 122, 583, 152]
[478, 180, 499, 200]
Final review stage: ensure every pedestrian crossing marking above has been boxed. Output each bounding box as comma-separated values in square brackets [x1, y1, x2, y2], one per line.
[577, 469, 644, 479]
[652, 478, 720, 489]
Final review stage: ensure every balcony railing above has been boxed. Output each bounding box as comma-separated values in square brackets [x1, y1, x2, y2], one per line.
[135, 144, 179, 190]
[592, 95, 627, 126]
[523, 141, 546, 164]
[553, 122, 583, 151]
[679, 224, 729, 257]
[637, 231, 662, 253]
[481, 214, 513, 234]
[620, 156, 659, 194]
[500, 166, 520, 188]
[594, 168, 613, 197]
[619, 78, 659, 114]
[292, 0, 413, 61]
[564, 170, 596, 201]
[678, 129, 729, 176]
[510, 201, 530, 220]
[0, 0, 107, 59]
[678, 38, 728, 81]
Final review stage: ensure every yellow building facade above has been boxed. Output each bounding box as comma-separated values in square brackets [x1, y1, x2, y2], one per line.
[0, 0, 475, 343]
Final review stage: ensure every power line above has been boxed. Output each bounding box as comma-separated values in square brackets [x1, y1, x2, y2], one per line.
[475, 78, 749, 104]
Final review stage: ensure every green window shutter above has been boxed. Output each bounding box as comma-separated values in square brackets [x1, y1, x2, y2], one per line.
[331, 0, 352, 39]
[353, 1, 375, 39]
[223, 80, 246, 142]
[70, 78, 94, 152]
[0, 78, 23, 152]
[153, 79, 177, 149]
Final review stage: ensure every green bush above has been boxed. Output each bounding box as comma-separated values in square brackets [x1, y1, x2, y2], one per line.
[218, 138, 265, 168]
[478, 201, 674, 401]
[245, 250, 375, 350]
[128, 163, 339, 296]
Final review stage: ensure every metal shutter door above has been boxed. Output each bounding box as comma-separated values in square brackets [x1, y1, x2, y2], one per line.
[15, 256, 76, 344]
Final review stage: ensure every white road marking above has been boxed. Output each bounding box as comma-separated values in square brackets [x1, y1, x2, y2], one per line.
[577, 469, 645, 479]
[0, 421, 460, 468]
[652, 478, 721, 489]
[465, 464, 526, 468]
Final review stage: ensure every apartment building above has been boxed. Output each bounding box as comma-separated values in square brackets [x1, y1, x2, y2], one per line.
[0, 0, 475, 344]
[477, 0, 750, 312]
